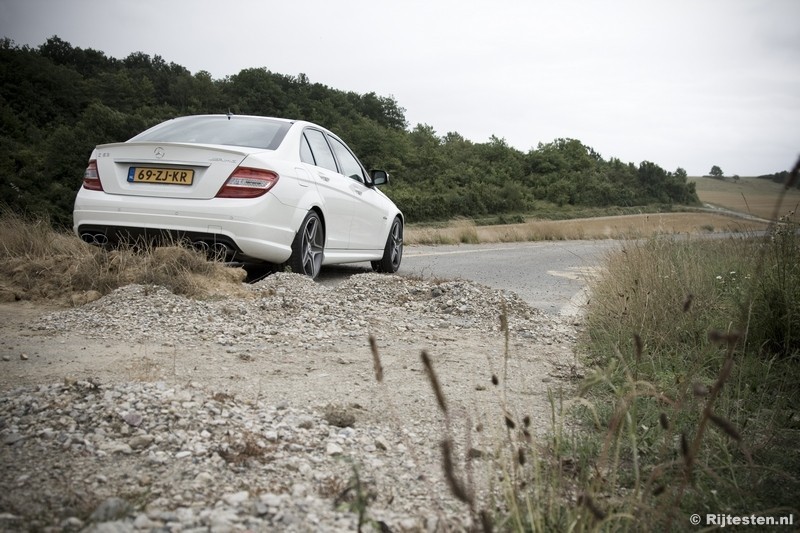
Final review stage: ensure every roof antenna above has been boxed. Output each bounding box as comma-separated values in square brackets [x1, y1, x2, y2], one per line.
[227, 109, 233, 120]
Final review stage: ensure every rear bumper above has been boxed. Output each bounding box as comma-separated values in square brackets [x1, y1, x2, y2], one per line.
[73, 191, 300, 263]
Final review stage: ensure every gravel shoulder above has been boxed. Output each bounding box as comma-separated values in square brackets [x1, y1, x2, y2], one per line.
[0, 273, 582, 532]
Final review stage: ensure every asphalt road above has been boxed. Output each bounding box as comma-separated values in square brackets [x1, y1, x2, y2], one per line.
[318, 239, 621, 316]
[399, 240, 620, 315]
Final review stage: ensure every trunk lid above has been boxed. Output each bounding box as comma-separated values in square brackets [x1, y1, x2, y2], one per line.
[93, 142, 258, 200]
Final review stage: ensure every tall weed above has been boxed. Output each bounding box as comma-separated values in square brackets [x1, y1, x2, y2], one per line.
[567, 169, 800, 529]
[476, 161, 800, 530]
[0, 210, 245, 300]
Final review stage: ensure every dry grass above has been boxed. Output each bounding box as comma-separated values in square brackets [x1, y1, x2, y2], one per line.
[406, 175, 800, 246]
[577, 228, 800, 530]
[692, 175, 800, 219]
[406, 212, 767, 245]
[388, 226, 799, 531]
[392, 171, 800, 531]
[0, 211, 247, 303]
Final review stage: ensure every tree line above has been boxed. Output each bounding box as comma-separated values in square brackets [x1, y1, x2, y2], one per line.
[0, 36, 700, 227]
[706, 165, 794, 186]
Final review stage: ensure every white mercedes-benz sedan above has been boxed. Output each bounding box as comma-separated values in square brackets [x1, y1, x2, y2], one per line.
[73, 114, 403, 279]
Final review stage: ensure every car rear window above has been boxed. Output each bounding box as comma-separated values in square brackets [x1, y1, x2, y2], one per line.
[129, 116, 291, 150]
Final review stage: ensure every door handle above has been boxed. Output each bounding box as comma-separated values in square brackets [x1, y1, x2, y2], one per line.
[318, 173, 330, 182]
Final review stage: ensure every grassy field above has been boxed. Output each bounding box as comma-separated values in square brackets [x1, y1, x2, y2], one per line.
[691, 175, 800, 219]
[464, 176, 800, 530]
[406, 212, 768, 245]
[564, 226, 800, 530]
[405, 175, 798, 245]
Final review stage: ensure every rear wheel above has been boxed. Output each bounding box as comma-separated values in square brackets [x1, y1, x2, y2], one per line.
[286, 211, 324, 279]
[372, 217, 403, 273]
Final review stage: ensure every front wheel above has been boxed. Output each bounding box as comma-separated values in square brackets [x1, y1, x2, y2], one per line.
[286, 211, 324, 279]
[371, 217, 403, 273]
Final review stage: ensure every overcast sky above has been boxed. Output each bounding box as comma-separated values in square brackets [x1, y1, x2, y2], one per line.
[1, 0, 798, 176]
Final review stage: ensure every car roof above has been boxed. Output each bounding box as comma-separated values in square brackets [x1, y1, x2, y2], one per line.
[167, 114, 333, 129]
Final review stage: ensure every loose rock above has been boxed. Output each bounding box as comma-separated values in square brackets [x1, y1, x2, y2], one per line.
[0, 272, 581, 531]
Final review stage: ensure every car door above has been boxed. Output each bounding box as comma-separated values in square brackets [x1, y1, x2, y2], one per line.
[325, 134, 387, 251]
[299, 128, 355, 250]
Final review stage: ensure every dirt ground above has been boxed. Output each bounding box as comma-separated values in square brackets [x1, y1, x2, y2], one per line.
[0, 295, 580, 440]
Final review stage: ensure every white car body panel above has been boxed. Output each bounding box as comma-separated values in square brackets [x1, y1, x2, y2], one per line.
[92, 143, 248, 200]
[307, 165, 353, 251]
[74, 187, 303, 262]
[349, 184, 394, 250]
[73, 115, 403, 272]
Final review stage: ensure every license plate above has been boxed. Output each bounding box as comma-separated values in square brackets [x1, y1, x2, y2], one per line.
[128, 167, 194, 185]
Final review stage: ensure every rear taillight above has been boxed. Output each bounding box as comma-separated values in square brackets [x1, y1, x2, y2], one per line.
[216, 167, 279, 198]
[82, 160, 104, 191]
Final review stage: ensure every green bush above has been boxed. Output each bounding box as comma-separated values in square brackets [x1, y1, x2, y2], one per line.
[746, 214, 800, 358]
[569, 229, 800, 529]
[1, 37, 701, 228]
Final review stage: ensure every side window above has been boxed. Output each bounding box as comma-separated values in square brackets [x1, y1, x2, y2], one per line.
[328, 136, 366, 183]
[299, 134, 315, 165]
[303, 129, 338, 173]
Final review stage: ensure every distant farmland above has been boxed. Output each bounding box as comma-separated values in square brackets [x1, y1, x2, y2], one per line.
[404, 176, 794, 245]
[691, 176, 800, 220]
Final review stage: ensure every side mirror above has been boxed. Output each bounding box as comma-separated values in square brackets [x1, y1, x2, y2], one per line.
[370, 169, 389, 186]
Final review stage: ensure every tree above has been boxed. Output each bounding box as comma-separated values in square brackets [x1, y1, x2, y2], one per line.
[709, 165, 724, 178]
[0, 36, 706, 226]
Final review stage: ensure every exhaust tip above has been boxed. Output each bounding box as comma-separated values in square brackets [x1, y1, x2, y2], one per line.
[211, 242, 230, 261]
[80, 233, 108, 246]
[192, 241, 210, 252]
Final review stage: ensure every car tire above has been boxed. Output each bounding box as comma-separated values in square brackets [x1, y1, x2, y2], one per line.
[286, 211, 324, 279]
[372, 217, 403, 273]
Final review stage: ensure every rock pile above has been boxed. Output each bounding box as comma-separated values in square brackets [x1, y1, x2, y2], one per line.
[1, 273, 579, 531]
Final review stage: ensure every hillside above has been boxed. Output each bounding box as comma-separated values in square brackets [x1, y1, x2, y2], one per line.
[692, 175, 800, 219]
[3, 36, 704, 227]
